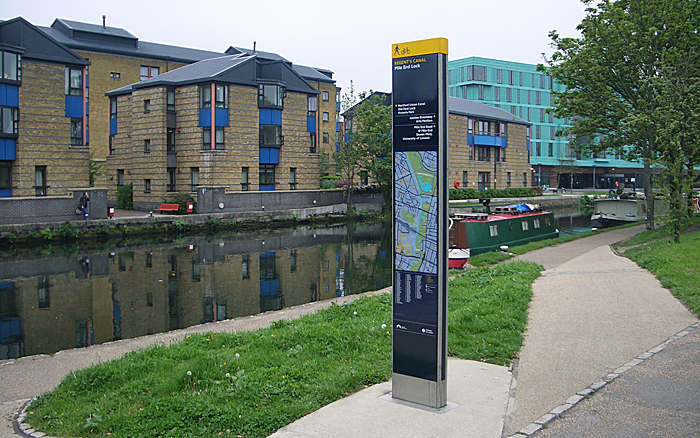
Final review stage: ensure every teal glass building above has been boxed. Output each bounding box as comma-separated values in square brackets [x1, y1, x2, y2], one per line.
[448, 57, 644, 190]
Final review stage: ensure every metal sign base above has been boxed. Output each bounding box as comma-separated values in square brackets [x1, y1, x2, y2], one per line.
[392, 372, 447, 409]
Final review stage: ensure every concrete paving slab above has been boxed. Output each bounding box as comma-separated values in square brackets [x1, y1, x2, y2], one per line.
[269, 358, 511, 438]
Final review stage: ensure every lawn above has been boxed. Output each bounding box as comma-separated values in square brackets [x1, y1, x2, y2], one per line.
[26, 261, 541, 438]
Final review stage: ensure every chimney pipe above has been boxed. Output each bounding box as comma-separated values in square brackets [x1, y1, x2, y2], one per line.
[253, 41, 256, 53]
[102, 15, 106, 29]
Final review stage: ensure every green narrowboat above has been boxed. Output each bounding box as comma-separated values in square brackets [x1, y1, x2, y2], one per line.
[449, 204, 559, 268]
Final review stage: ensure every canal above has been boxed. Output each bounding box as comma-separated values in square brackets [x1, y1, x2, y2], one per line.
[0, 206, 592, 360]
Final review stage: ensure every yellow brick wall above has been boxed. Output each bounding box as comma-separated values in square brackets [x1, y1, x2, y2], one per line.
[76, 50, 187, 161]
[447, 114, 531, 190]
[107, 82, 321, 204]
[14, 60, 89, 197]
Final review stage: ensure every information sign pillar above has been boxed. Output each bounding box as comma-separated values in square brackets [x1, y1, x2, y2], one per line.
[391, 38, 448, 409]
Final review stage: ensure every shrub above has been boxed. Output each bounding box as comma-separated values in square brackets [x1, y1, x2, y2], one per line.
[321, 176, 341, 190]
[41, 228, 53, 240]
[117, 183, 133, 210]
[166, 193, 195, 214]
[60, 220, 78, 240]
[579, 195, 594, 207]
[449, 187, 537, 200]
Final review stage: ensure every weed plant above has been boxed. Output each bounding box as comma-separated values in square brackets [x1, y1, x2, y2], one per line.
[27, 262, 540, 438]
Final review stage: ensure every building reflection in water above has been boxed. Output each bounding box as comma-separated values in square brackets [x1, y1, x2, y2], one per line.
[0, 222, 391, 359]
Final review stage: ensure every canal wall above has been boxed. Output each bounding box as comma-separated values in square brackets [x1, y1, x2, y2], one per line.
[0, 192, 384, 239]
[449, 194, 582, 215]
[0, 188, 109, 225]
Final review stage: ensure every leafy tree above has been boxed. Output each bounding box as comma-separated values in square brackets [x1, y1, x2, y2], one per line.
[540, 0, 700, 230]
[88, 151, 105, 187]
[339, 87, 392, 211]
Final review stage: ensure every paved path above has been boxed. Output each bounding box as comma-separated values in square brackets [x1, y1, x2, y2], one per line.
[533, 325, 700, 438]
[505, 225, 698, 436]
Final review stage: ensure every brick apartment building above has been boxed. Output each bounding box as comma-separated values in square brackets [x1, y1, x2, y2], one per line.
[0, 17, 91, 198]
[106, 53, 326, 210]
[344, 93, 533, 190]
[0, 16, 340, 202]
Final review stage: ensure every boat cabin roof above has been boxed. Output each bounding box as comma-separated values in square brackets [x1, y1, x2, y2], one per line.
[453, 210, 551, 222]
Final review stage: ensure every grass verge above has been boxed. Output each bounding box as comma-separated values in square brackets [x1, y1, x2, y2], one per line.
[618, 216, 700, 247]
[26, 261, 540, 438]
[624, 228, 700, 316]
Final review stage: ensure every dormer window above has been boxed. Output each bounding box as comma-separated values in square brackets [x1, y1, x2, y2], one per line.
[1, 51, 21, 83]
[258, 83, 285, 109]
[65, 67, 83, 96]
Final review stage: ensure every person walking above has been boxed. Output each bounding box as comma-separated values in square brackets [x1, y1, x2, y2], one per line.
[79, 191, 89, 220]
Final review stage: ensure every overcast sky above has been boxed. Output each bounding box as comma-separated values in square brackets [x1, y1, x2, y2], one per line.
[4, 0, 588, 97]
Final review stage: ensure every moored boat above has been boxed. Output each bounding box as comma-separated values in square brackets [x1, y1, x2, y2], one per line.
[448, 204, 559, 268]
[590, 197, 647, 227]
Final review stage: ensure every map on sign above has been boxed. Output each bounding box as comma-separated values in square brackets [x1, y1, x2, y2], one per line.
[394, 150, 438, 274]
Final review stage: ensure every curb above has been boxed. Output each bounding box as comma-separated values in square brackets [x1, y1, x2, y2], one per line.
[505, 320, 700, 437]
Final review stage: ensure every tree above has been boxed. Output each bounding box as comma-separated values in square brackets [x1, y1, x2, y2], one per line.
[88, 151, 105, 187]
[339, 89, 392, 211]
[541, 0, 700, 230]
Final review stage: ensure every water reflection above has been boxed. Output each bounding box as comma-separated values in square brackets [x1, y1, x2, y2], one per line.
[0, 222, 392, 359]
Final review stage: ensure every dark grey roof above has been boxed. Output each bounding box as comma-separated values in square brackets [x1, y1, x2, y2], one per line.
[39, 20, 224, 64]
[344, 92, 530, 126]
[448, 97, 531, 125]
[106, 54, 254, 95]
[293, 65, 335, 84]
[106, 53, 319, 97]
[225, 46, 289, 62]
[52, 18, 137, 40]
[0, 17, 89, 66]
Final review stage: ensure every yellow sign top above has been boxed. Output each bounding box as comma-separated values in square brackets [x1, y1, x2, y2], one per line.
[392, 38, 448, 59]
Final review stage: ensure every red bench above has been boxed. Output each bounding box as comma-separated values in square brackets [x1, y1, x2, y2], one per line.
[153, 203, 179, 214]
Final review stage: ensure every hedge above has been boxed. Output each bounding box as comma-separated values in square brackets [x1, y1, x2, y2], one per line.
[449, 187, 537, 200]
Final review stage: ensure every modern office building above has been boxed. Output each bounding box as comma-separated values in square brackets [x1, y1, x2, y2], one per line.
[448, 57, 645, 190]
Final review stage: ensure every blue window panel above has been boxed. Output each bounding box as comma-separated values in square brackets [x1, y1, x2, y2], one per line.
[215, 108, 229, 127]
[467, 133, 473, 145]
[307, 116, 316, 133]
[0, 318, 21, 343]
[0, 85, 19, 107]
[259, 184, 275, 191]
[0, 138, 16, 160]
[260, 279, 281, 296]
[336, 101, 340, 112]
[260, 251, 276, 259]
[64, 96, 83, 118]
[526, 140, 530, 151]
[474, 134, 505, 147]
[0, 189, 11, 198]
[85, 73, 89, 88]
[345, 133, 351, 143]
[199, 109, 211, 127]
[259, 108, 282, 125]
[259, 147, 280, 164]
[336, 142, 340, 152]
[86, 130, 89, 144]
[110, 119, 118, 135]
[86, 101, 89, 116]
[336, 122, 340, 132]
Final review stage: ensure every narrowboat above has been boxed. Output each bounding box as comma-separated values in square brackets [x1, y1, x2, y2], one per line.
[590, 197, 647, 227]
[448, 204, 559, 268]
